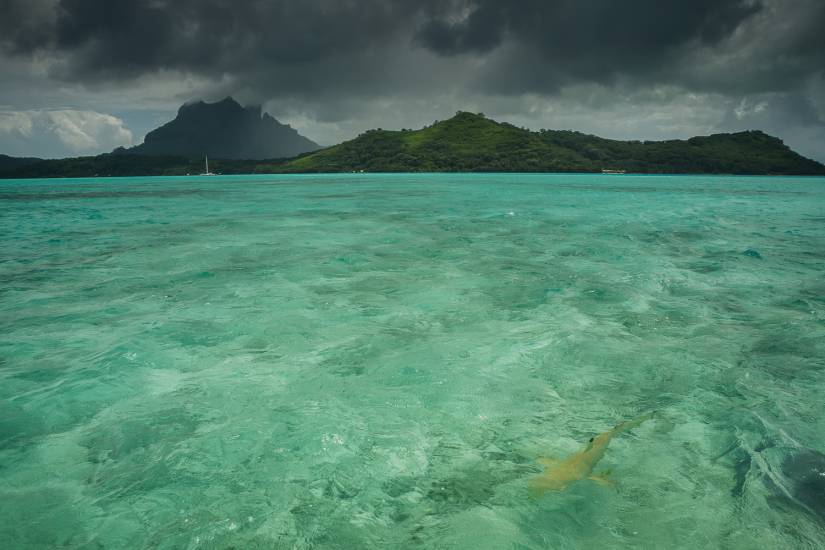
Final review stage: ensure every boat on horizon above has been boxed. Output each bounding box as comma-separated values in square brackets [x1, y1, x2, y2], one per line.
[200, 155, 216, 176]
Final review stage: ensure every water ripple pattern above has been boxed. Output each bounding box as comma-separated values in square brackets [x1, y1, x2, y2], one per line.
[1, 173, 824, 548]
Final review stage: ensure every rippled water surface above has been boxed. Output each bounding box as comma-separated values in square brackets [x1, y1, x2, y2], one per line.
[1, 173, 824, 548]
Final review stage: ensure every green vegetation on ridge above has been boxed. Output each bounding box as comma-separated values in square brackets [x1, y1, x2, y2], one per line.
[279, 113, 588, 173]
[275, 112, 825, 175]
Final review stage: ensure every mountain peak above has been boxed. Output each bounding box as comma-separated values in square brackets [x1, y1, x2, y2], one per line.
[449, 111, 487, 120]
[438, 111, 495, 126]
[179, 96, 250, 116]
[189, 96, 241, 107]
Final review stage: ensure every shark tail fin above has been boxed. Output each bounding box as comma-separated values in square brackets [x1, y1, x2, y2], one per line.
[612, 411, 656, 435]
[588, 474, 615, 488]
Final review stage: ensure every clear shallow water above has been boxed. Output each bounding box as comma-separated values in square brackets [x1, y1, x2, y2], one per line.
[1, 173, 824, 549]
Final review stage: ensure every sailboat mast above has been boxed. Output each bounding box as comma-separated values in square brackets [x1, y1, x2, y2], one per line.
[205, 155, 209, 174]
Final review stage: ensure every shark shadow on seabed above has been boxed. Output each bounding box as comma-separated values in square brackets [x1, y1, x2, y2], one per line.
[740, 445, 825, 523]
[779, 449, 825, 522]
[719, 428, 825, 526]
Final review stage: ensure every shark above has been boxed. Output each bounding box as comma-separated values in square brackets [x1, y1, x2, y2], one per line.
[528, 412, 655, 497]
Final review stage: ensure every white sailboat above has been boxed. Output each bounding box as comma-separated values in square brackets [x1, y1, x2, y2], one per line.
[200, 155, 216, 176]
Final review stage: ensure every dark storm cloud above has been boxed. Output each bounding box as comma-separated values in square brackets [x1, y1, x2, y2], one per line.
[413, 1, 506, 55]
[2, 0, 823, 98]
[686, 0, 825, 94]
[416, 0, 803, 97]
[415, 0, 761, 61]
[3, 0, 431, 79]
[0, 0, 56, 54]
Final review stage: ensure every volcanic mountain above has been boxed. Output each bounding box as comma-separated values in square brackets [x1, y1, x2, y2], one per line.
[124, 97, 320, 160]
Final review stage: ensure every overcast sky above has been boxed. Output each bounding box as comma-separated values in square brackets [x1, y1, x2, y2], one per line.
[1, 0, 823, 161]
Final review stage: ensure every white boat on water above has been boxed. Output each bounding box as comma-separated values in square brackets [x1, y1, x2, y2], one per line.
[200, 155, 216, 176]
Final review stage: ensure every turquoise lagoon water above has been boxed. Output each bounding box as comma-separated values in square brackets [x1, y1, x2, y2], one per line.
[1, 173, 824, 549]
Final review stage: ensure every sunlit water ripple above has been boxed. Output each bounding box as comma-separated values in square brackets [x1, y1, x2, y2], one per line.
[1, 173, 824, 548]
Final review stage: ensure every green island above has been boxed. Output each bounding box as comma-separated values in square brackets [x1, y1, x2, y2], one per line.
[2, 112, 824, 178]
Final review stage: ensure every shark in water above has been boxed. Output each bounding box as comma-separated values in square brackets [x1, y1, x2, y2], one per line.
[529, 413, 655, 497]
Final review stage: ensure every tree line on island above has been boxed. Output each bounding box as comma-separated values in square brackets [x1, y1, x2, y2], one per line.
[2, 99, 824, 177]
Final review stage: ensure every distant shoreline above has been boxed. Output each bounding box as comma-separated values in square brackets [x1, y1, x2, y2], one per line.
[3, 112, 824, 178]
[3, 171, 825, 183]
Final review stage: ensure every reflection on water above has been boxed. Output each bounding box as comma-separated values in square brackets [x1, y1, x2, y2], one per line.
[1, 173, 824, 548]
